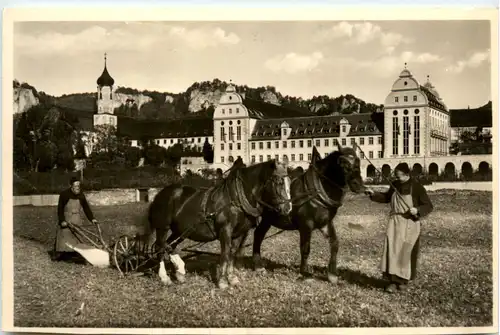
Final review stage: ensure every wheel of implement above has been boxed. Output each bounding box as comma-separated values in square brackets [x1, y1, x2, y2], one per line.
[113, 235, 141, 276]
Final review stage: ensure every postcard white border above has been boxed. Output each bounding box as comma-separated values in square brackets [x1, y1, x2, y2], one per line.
[2, 6, 498, 335]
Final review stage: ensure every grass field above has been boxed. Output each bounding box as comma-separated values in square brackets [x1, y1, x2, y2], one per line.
[12, 190, 494, 328]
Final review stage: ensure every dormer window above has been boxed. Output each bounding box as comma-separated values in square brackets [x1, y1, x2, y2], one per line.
[342, 125, 346, 132]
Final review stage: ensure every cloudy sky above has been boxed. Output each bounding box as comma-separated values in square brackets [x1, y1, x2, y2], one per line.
[14, 20, 491, 109]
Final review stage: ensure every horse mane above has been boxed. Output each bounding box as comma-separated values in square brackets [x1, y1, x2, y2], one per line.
[313, 149, 348, 195]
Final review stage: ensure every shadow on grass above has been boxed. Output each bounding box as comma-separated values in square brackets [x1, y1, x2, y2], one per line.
[175, 253, 387, 289]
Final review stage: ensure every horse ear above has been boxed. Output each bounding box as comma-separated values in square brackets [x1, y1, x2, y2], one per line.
[311, 146, 322, 164]
[233, 157, 244, 168]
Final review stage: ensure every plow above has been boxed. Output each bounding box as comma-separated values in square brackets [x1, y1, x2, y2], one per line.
[64, 220, 286, 277]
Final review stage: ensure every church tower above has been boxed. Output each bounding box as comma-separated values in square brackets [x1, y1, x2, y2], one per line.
[94, 53, 117, 128]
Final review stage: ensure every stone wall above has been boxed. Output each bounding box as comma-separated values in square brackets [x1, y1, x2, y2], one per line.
[12, 181, 492, 207]
[14, 188, 139, 207]
[370, 181, 492, 192]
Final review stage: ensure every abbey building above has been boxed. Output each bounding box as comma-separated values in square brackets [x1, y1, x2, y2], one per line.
[84, 56, 492, 180]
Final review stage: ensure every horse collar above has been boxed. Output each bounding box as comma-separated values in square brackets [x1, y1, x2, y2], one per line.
[305, 165, 344, 209]
[234, 170, 261, 218]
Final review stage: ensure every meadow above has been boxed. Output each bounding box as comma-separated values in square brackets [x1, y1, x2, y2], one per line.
[12, 190, 493, 328]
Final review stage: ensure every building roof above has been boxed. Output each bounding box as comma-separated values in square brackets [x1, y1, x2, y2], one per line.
[242, 98, 313, 119]
[118, 116, 214, 139]
[419, 85, 447, 112]
[250, 112, 383, 140]
[55, 105, 94, 131]
[97, 57, 115, 87]
[449, 102, 492, 128]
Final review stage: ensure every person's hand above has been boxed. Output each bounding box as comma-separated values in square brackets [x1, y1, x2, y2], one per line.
[60, 221, 68, 228]
[364, 188, 374, 196]
[409, 207, 418, 216]
[92, 219, 98, 225]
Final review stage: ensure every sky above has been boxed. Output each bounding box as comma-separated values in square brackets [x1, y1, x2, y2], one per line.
[14, 20, 492, 109]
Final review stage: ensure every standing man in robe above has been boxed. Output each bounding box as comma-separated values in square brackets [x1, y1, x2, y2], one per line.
[51, 177, 98, 262]
[365, 163, 433, 293]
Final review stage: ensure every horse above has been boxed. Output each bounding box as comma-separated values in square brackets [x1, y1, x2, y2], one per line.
[238, 144, 366, 284]
[144, 158, 292, 289]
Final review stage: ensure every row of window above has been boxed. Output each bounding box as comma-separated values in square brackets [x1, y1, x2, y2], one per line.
[98, 92, 112, 100]
[431, 137, 448, 154]
[243, 150, 383, 164]
[156, 137, 209, 145]
[392, 115, 421, 155]
[394, 95, 418, 103]
[221, 142, 242, 151]
[220, 126, 242, 141]
[249, 136, 382, 150]
[221, 107, 240, 115]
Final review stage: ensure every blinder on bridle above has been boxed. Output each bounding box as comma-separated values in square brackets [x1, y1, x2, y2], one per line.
[256, 161, 292, 211]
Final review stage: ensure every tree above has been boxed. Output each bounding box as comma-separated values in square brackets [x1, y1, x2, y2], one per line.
[74, 131, 87, 159]
[93, 124, 119, 154]
[35, 140, 58, 172]
[202, 138, 214, 163]
[13, 137, 30, 171]
[164, 143, 183, 168]
[124, 146, 142, 168]
[89, 124, 128, 168]
[143, 144, 166, 167]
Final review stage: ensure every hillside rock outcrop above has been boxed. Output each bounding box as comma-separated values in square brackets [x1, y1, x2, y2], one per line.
[14, 87, 39, 114]
[260, 91, 280, 105]
[188, 88, 223, 113]
[114, 93, 153, 110]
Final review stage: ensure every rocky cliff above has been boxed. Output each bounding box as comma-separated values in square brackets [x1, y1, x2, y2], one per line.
[114, 92, 153, 110]
[13, 79, 383, 121]
[188, 88, 224, 113]
[13, 86, 39, 114]
[186, 85, 281, 113]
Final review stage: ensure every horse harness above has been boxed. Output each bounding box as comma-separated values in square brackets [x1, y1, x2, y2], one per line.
[290, 164, 347, 210]
[196, 168, 288, 231]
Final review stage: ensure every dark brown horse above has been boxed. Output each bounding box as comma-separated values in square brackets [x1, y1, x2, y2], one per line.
[241, 145, 366, 284]
[144, 158, 292, 289]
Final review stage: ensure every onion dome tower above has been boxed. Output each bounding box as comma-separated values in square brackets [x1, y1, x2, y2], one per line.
[94, 53, 117, 129]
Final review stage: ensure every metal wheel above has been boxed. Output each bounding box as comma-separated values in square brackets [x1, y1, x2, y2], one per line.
[113, 235, 140, 276]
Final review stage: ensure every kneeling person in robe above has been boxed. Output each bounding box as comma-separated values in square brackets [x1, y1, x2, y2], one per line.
[52, 177, 98, 262]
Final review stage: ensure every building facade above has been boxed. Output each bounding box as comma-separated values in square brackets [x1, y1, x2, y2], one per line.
[82, 58, 492, 179]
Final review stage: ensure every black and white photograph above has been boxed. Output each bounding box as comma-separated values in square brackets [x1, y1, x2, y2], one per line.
[2, 7, 498, 333]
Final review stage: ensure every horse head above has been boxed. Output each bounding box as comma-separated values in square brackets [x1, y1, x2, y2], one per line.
[314, 144, 365, 194]
[241, 159, 292, 216]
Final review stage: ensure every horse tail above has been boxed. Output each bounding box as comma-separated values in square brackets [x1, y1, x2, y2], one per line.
[135, 200, 156, 249]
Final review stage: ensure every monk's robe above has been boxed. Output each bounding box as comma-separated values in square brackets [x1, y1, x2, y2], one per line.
[53, 188, 95, 260]
[370, 178, 433, 284]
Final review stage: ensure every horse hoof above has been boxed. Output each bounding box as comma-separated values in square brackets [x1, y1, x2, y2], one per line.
[175, 272, 186, 283]
[160, 277, 173, 286]
[327, 274, 339, 285]
[218, 280, 229, 290]
[228, 276, 240, 286]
